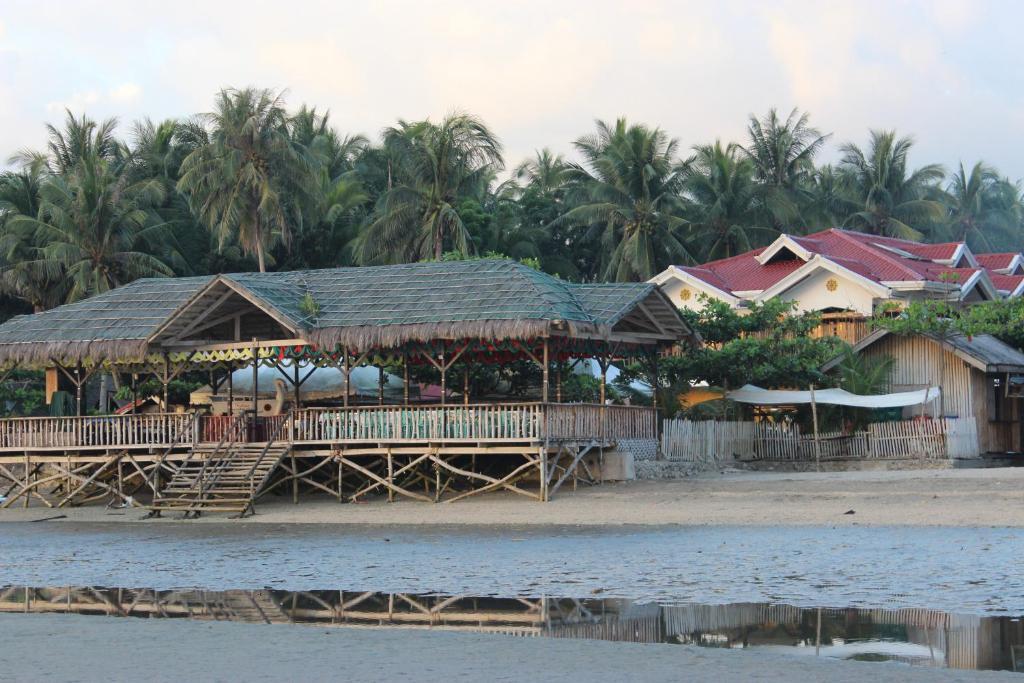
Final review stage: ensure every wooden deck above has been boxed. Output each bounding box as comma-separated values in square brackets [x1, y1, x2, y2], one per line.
[0, 403, 657, 512]
[0, 403, 655, 453]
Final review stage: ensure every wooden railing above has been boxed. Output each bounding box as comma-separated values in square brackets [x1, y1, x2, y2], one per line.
[0, 403, 658, 451]
[292, 403, 545, 443]
[0, 413, 194, 451]
[544, 404, 658, 442]
[291, 403, 656, 444]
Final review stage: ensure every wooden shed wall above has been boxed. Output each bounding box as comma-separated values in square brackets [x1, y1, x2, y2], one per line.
[860, 334, 974, 419]
[859, 334, 1023, 453]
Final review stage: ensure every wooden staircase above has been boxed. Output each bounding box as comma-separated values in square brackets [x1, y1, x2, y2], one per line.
[151, 414, 290, 517]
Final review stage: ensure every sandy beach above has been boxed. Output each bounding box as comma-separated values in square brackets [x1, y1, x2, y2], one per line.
[2, 467, 1022, 527]
[1, 612, 1016, 682]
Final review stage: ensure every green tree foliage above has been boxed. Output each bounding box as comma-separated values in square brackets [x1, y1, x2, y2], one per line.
[682, 141, 778, 259]
[741, 107, 830, 230]
[837, 130, 947, 240]
[942, 162, 1023, 252]
[357, 112, 503, 263]
[617, 297, 841, 415]
[554, 118, 692, 281]
[3, 89, 1024, 324]
[177, 88, 314, 272]
[2, 132, 180, 303]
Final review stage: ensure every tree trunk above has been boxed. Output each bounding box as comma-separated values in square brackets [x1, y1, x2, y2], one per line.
[256, 240, 266, 273]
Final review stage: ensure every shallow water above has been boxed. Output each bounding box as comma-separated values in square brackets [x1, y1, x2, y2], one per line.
[2, 523, 1023, 673]
[2, 523, 1023, 613]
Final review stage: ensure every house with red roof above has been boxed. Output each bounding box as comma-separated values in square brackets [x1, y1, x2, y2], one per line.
[652, 228, 1020, 345]
[652, 229, 1024, 457]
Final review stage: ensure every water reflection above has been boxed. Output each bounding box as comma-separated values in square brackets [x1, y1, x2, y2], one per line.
[2, 585, 1023, 673]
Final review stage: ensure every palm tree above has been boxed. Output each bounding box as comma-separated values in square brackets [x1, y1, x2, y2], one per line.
[804, 164, 855, 228]
[514, 148, 570, 196]
[837, 130, 946, 240]
[742, 107, 830, 230]
[554, 118, 691, 281]
[10, 109, 121, 175]
[682, 141, 778, 261]
[0, 157, 64, 310]
[357, 112, 504, 263]
[943, 162, 1022, 251]
[177, 88, 313, 272]
[3, 151, 177, 303]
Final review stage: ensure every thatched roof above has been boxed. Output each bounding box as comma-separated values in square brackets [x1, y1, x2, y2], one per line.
[0, 259, 694, 364]
[0, 277, 210, 364]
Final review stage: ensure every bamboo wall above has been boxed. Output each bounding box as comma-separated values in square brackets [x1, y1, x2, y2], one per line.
[860, 335, 1021, 453]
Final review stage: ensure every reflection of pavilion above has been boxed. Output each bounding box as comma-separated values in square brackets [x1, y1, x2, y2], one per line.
[2, 586, 1022, 671]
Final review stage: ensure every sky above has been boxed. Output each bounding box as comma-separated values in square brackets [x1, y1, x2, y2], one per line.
[2, 0, 1023, 178]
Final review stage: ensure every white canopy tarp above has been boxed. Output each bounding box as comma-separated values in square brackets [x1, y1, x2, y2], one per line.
[726, 384, 940, 408]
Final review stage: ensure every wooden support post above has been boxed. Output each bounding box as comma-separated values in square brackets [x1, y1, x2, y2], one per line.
[387, 449, 394, 503]
[556, 362, 563, 403]
[402, 353, 410, 406]
[343, 347, 350, 409]
[75, 362, 84, 417]
[161, 354, 170, 412]
[463, 366, 469, 406]
[439, 350, 446, 407]
[23, 454, 29, 508]
[541, 339, 550, 404]
[294, 363, 302, 410]
[130, 373, 138, 415]
[378, 366, 385, 406]
[539, 447, 548, 502]
[810, 383, 821, 473]
[342, 456, 350, 505]
[434, 459, 441, 502]
[251, 342, 259, 417]
[598, 358, 608, 405]
[227, 366, 234, 416]
[291, 452, 298, 504]
[651, 353, 659, 414]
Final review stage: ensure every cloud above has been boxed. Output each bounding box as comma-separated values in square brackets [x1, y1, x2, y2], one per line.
[3, 1, 1024, 179]
[45, 90, 100, 114]
[109, 82, 142, 104]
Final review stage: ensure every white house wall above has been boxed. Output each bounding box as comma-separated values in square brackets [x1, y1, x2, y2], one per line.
[772, 269, 878, 316]
[659, 276, 734, 311]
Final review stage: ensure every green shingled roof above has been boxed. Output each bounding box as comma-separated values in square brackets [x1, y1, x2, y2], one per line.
[0, 259, 689, 363]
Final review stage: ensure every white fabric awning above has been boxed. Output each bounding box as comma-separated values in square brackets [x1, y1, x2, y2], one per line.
[726, 384, 940, 408]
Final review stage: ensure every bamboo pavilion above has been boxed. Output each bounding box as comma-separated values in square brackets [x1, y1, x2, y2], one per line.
[0, 259, 695, 515]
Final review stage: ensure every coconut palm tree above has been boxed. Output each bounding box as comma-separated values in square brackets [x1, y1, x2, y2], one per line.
[0, 157, 65, 310]
[803, 164, 855, 228]
[943, 162, 1022, 252]
[554, 118, 691, 281]
[514, 148, 570, 196]
[10, 110, 121, 175]
[741, 107, 830, 230]
[3, 151, 177, 303]
[357, 112, 504, 263]
[837, 130, 946, 240]
[682, 141, 778, 261]
[177, 88, 313, 272]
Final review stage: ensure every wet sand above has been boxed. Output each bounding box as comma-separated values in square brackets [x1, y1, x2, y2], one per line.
[2, 467, 1022, 526]
[1, 613, 1015, 682]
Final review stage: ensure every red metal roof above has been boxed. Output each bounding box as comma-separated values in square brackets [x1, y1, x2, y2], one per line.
[674, 228, 1009, 296]
[990, 273, 1024, 293]
[976, 252, 1022, 271]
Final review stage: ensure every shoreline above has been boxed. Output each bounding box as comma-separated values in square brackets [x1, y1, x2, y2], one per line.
[2, 467, 1022, 527]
